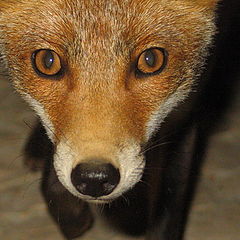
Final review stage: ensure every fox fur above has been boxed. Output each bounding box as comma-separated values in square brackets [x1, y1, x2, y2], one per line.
[0, 0, 221, 239]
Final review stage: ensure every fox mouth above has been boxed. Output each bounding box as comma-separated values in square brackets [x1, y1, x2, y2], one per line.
[84, 198, 114, 204]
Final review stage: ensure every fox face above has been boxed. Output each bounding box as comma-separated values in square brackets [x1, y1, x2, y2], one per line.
[0, 0, 217, 202]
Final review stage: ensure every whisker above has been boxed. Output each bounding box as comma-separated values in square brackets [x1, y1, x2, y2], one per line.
[138, 179, 151, 188]
[141, 141, 172, 154]
[23, 119, 35, 130]
[39, 120, 61, 143]
[142, 129, 181, 153]
[21, 176, 43, 199]
[120, 194, 130, 206]
[7, 153, 25, 169]
[96, 202, 105, 214]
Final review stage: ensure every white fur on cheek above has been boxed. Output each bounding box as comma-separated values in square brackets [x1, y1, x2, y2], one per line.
[116, 143, 145, 194]
[53, 141, 81, 197]
[21, 93, 55, 142]
[145, 86, 191, 140]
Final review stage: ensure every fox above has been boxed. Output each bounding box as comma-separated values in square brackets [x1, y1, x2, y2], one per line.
[0, 0, 220, 239]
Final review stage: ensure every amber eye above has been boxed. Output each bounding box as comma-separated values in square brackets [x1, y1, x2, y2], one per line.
[32, 49, 62, 77]
[136, 47, 168, 77]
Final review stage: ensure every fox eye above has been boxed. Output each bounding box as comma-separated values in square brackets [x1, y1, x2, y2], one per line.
[32, 49, 62, 77]
[136, 47, 168, 77]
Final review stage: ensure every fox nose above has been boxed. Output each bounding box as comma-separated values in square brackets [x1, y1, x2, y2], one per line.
[71, 161, 120, 198]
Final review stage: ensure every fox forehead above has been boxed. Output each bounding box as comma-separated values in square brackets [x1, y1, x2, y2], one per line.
[1, 0, 216, 87]
[1, 0, 215, 58]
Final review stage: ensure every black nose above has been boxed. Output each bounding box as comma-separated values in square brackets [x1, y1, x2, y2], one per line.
[71, 161, 120, 198]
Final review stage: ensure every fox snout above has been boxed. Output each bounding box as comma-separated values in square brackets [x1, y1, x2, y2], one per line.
[54, 137, 145, 201]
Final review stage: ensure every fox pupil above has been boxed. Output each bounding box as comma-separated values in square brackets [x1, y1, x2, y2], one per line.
[43, 51, 54, 69]
[145, 50, 155, 67]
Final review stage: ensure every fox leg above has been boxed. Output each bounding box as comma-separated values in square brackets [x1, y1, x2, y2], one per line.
[41, 164, 94, 239]
[24, 122, 94, 239]
[146, 126, 201, 240]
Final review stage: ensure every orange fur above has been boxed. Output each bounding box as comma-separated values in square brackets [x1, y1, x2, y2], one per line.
[0, 0, 217, 142]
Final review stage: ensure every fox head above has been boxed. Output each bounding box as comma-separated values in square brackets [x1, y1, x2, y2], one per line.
[0, 0, 218, 202]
